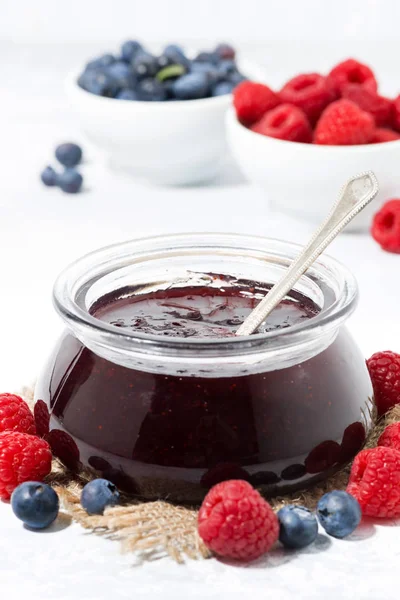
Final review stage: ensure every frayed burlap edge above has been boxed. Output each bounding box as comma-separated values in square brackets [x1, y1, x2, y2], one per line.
[21, 386, 400, 563]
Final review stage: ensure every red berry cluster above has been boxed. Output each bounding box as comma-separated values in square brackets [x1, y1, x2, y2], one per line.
[0, 393, 52, 500]
[234, 58, 400, 146]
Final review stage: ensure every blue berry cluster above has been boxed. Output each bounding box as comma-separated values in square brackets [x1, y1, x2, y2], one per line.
[40, 142, 83, 194]
[78, 41, 246, 101]
[277, 491, 361, 550]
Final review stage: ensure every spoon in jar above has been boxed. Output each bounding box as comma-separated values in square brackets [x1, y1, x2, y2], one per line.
[236, 171, 379, 337]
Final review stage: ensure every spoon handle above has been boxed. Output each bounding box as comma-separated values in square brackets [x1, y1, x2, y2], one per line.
[236, 171, 379, 337]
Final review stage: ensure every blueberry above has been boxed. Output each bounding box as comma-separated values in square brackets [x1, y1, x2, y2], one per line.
[317, 490, 362, 539]
[11, 482, 59, 530]
[58, 168, 83, 194]
[120, 40, 142, 63]
[195, 51, 219, 65]
[190, 61, 219, 84]
[131, 51, 159, 81]
[116, 89, 138, 100]
[173, 72, 210, 100]
[277, 505, 318, 549]
[78, 69, 119, 97]
[228, 71, 247, 86]
[215, 43, 236, 60]
[85, 54, 115, 70]
[55, 142, 82, 168]
[81, 478, 120, 515]
[40, 165, 57, 186]
[217, 59, 237, 77]
[106, 61, 134, 89]
[212, 81, 236, 96]
[136, 78, 167, 101]
[163, 45, 191, 70]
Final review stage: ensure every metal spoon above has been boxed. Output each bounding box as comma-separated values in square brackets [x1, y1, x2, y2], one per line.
[236, 171, 379, 336]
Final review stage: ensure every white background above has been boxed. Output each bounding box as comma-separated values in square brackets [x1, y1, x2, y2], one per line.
[1, 2, 400, 599]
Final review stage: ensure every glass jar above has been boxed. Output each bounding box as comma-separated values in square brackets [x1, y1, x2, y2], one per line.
[35, 234, 372, 503]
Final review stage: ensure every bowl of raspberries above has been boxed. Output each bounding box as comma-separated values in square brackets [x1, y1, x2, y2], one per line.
[67, 39, 264, 185]
[227, 58, 400, 231]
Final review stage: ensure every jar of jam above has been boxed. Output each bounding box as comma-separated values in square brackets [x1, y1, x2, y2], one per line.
[35, 234, 372, 503]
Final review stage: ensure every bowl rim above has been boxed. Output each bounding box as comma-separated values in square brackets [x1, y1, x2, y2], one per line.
[226, 106, 400, 151]
[65, 58, 268, 111]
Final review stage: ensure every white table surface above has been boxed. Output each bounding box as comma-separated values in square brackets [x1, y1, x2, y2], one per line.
[1, 42, 400, 600]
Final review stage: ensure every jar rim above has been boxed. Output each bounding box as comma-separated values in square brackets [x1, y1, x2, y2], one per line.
[53, 232, 358, 356]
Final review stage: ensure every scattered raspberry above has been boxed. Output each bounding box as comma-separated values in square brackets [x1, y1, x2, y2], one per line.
[378, 422, 400, 451]
[46, 429, 80, 470]
[392, 95, 400, 131]
[304, 440, 341, 474]
[198, 480, 279, 560]
[233, 81, 280, 126]
[279, 73, 334, 124]
[371, 201, 400, 254]
[370, 128, 400, 143]
[347, 446, 400, 518]
[327, 58, 378, 96]
[367, 351, 400, 414]
[0, 393, 36, 435]
[0, 431, 52, 500]
[251, 103, 312, 143]
[34, 400, 50, 437]
[314, 99, 374, 145]
[339, 422, 366, 462]
[342, 83, 392, 127]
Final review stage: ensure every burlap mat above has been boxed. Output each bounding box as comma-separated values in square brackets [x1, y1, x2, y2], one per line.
[21, 386, 400, 563]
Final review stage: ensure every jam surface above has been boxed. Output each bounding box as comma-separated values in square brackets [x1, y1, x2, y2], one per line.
[35, 281, 371, 503]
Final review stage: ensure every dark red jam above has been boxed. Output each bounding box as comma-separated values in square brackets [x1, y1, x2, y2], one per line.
[35, 280, 371, 503]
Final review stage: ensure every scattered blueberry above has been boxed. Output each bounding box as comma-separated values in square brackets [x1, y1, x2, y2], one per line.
[120, 40, 142, 63]
[131, 51, 159, 80]
[55, 142, 82, 168]
[40, 165, 57, 186]
[277, 505, 318, 549]
[215, 43, 235, 60]
[136, 78, 167, 101]
[11, 482, 59, 530]
[317, 490, 362, 539]
[78, 69, 119, 97]
[86, 53, 115, 70]
[116, 89, 139, 100]
[81, 478, 120, 515]
[173, 72, 210, 100]
[58, 168, 83, 194]
[106, 61, 134, 88]
[212, 81, 236, 96]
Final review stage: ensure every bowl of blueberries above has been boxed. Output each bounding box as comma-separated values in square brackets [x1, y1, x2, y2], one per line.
[67, 40, 265, 185]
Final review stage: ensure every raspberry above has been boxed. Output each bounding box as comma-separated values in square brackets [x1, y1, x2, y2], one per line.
[370, 128, 400, 143]
[0, 431, 52, 500]
[342, 84, 392, 127]
[314, 99, 374, 145]
[34, 399, 50, 437]
[279, 73, 334, 124]
[347, 446, 400, 518]
[327, 58, 378, 96]
[198, 480, 279, 560]
[378, 422, 400, 451]
[233, 81, 280, 126]
[371, 201, 400, 254]
[251, 104, 312, 143]
[0, 393, 36, 435]
[392, 95, 400, 131]
[367, 351, 400, 414]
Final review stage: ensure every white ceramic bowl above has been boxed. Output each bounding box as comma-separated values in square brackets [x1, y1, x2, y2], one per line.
[226, 107, 400, 231]
[66, 60, 266, 186]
